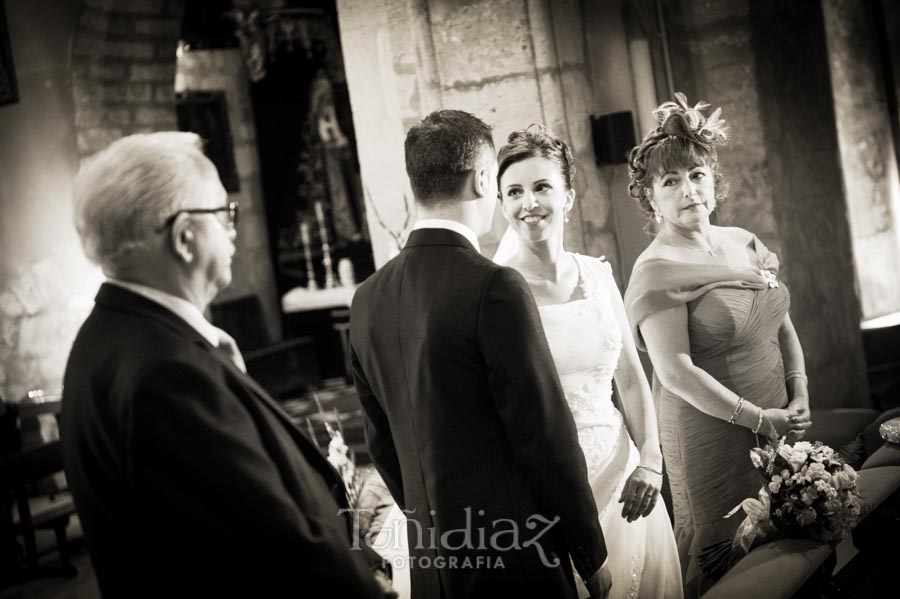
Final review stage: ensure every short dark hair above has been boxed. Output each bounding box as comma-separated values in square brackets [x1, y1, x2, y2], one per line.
[404, 110, 494, 206]
[497, 124, 575, 190]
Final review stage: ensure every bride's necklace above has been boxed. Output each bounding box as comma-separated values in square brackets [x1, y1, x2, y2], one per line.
[659, 228, 720, 257]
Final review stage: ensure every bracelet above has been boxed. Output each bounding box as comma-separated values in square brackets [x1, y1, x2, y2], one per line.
[785, 370, 808, 385]
[752, 409, 765, 434]
[637, 465, 663, 476]
[728, 397, 745, 425]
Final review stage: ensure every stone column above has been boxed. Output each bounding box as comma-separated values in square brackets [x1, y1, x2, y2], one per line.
[335, 0, 619, 267]
[823, 0, 900, 320]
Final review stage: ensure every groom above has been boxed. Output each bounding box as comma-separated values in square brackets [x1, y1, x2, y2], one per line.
[350, 110, 611, 598]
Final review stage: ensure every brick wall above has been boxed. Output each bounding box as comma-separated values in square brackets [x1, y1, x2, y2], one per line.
[71, 0, 184, 159]
[1, 0, 188, 403]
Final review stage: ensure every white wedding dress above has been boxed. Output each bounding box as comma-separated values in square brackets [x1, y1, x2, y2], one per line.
[539, 253, 682, 599]
[373, 253, 682, 599]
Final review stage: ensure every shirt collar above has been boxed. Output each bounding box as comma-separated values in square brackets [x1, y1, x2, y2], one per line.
[413, 219, 481, 253]
[106, 279, 221, 347]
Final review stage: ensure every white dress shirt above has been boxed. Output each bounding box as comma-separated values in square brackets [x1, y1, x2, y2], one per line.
[105, 279, 222, 348]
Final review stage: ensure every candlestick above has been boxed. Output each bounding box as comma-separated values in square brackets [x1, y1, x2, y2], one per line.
[300, 221, 318, 291]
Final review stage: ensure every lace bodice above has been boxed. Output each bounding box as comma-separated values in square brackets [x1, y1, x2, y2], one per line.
[538, 254, 624, 431]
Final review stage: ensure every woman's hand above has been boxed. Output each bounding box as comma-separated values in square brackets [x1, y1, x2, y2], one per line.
[785, 395, 812, 441]
[762, 407, 811, 438]
[618, 466, 663, 522]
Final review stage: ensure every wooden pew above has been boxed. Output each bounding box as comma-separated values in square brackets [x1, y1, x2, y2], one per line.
[701, 465, 900, 599]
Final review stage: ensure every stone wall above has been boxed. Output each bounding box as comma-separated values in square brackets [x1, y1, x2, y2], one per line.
[664, 0, 779, 250]
[823, 0, 900, 320]
[661, 0, 870, 408]
[175, 49, 281, 342]
[336, 0, 621, 273]
[1, 0, 187, 403]
[1, 0, 282, 403]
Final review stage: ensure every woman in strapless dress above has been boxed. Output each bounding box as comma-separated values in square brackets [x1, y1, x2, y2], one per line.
[623, 95, 812, 598]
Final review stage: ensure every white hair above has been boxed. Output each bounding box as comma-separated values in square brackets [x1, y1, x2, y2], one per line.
[72, 131, 219, 275]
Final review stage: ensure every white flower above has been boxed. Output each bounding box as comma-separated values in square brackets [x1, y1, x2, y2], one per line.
[807, 462, 828, 481]
[801, 487, 818, 506]
[750, 449, 765, 469]
[789, 449, 810, 472]
[833, 466, 857, 491]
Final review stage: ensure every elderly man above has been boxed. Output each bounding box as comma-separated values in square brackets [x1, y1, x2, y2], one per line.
[61, 132, 392, 598]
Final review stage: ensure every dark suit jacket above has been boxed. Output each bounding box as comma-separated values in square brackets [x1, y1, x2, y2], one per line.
[349, 229, 607, 599]
[61, 284, 387, 598]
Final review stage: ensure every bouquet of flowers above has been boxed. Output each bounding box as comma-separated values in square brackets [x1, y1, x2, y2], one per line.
[700, 437, 862, 579]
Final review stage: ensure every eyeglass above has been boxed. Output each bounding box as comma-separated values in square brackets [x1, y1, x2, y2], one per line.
[156, 202, 240, 232]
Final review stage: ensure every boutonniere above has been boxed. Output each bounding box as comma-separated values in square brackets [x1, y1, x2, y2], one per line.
[760, 269, 779, 288]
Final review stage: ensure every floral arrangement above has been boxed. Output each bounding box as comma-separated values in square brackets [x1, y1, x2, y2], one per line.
[323, 420, 361, 506]
[303, 392, 364, 507]
[700, 437, 862, 579]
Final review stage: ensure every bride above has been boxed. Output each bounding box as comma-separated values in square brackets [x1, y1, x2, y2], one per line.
[374, 125, 683, 599]
[490, 125, 682, 598]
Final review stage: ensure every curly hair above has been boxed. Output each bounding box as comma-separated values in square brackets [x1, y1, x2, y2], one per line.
[497, 124, 576, 190]
[627, 93, 730, 220]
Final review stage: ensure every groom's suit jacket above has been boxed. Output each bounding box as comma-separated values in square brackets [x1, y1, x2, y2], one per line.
[61, 283, 387, 598]
[350, 228, 607, 599]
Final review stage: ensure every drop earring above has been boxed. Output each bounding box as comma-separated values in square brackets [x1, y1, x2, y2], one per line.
[652, 207, 662, 223]
[564, 211, 571, 223]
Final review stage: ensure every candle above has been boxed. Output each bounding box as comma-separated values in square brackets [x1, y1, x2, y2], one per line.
[315, 201, 336, 289]
[314, 201, 327, 240]
[300, 221, 310, 248]
[300, 220, 318, 291]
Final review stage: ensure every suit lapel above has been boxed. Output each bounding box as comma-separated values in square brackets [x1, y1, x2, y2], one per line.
[99, 284, 335, 476]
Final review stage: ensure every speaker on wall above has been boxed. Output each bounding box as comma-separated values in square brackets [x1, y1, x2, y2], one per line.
[591, 111, 637, 166]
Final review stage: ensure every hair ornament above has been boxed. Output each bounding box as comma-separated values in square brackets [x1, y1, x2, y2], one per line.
[652, 92, 730, 147]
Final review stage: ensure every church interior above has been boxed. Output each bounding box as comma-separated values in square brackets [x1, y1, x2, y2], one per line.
[1, 0, 900, 597]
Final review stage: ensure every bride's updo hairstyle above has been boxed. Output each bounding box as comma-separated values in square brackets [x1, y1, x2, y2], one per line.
[627, 93, 731, 221]
[497, 124, 576, 191]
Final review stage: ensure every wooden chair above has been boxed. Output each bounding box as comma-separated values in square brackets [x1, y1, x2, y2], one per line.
[0, 394, 77, 585]
[210, 294, 320, 398]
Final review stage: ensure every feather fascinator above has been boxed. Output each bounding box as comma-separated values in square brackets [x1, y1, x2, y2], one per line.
[653, 92, 731, 148]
